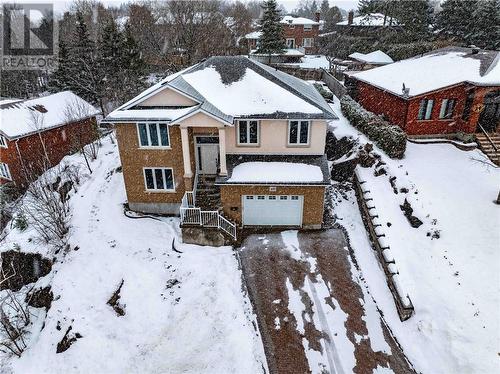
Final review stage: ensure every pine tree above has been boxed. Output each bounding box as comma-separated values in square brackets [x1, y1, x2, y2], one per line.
[49, 41, 72, 92]
[320, 0, 329, 19]
[436, 0, 477, 45]
[257, 0, 285, 55]
[470, 0, 500, 49]
[358, 0, 384, 15]
[98, 18, 123, 102]
[394, 0, 434, 37]
[323, 6, 343, 32]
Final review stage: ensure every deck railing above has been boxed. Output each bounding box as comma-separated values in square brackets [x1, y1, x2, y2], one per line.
[179, 173, 237, 241]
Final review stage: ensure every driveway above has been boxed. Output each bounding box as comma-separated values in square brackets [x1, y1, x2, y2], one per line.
[239, 230, 414, 374]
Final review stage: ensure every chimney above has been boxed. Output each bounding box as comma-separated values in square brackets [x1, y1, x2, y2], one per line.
[315, 11, 320, 23]
[348, 10, 354, 25]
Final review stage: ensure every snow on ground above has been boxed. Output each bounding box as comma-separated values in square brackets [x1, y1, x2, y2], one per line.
[228, 162, 323, 183]
[0, 136, 267, 373]
[329, 96, 500, 374]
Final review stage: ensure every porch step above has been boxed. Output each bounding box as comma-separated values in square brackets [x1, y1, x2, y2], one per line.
[476, 132, 500, 166]
[195, 175, 222, 211]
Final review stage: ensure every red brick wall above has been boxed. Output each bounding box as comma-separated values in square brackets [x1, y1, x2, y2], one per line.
[354, 80, 497, 135]
[0, 117, 98, 187]
[283, 24, 319, 54]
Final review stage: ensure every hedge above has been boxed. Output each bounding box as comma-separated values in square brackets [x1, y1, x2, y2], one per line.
[340, 95, 406, 159]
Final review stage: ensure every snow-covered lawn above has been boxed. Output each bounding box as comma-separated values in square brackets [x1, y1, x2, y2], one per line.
[329, 96, 500, 374]
[0, 136, 266, 373]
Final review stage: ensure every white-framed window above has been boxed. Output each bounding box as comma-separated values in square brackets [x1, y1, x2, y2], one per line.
[61, 129, 67, 141]
[237, 120, 259, 145]
[303, 38, 313, 47]
[286, 38, 295, 48]
[268, 195, 276, 200]
[439, 98, 456, 119]
[137, 123, 170, 147]
[418, 99, 434, 120]
[288, 120, 310, 145]
[0, 135, 7, 148]
[143, 167, 175, 191]
[280, 196, 288, 200]
[0, 163, 11, 180]
[291, 195, 299, 200]
[257, 195, 265, 200]
[304, 24, 312, 31]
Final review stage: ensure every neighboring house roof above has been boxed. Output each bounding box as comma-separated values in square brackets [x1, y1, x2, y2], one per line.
[249, 48, 305, 57]
[348, 50, 394, 65]
[245, 31, 262, 39]
[106, 56, 337, 123]
[281, 15, 319, 26]
[337, 13, 400, 26]
[0, 91, 99, 140]
[350, 47, 500, 98]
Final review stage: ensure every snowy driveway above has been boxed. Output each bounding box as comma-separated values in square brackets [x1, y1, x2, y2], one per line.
[239, 230, 414, 374]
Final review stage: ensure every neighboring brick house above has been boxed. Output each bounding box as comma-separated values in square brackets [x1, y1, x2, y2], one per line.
[0, 92, 100, 188]
[104, 56, 336, 240]
[346, 47, 500, 136]
[245, 14, 320, 55]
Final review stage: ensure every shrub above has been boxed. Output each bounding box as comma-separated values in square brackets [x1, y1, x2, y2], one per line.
[313, 83, 334, 101]
[13, 214, 28, 232]
[340, 95, 406, 159]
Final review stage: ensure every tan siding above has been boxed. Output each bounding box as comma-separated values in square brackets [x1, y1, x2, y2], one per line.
[139, 88, 197, 107]
[176, 112, 225, 128]
[220, 185, 325, 227]
[115, 123, 186, 204]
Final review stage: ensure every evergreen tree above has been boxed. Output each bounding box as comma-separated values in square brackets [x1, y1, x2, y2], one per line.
[394, 0, 434, 37]
[436, 0, 477, 45]
[98, 18, 123, 102]
[49, 41, 72, 92]
[470, 0, 500, 49]
[310, 0, 318, 16]
[320, 0, 329, 18]
[257, 0, 285, 55]
[323, 6, 343, 32]
[358, 0, 385, 14]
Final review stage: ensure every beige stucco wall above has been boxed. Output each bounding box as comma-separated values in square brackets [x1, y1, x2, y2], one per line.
[140, 88, 197, 107]
[176, 112, 225, 128]
[225, 119, 326, 155]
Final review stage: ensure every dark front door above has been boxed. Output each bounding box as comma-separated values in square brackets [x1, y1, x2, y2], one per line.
[479, 90, 500, 132]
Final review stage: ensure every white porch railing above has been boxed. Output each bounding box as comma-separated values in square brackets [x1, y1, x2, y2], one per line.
[179, 174, 237, 240]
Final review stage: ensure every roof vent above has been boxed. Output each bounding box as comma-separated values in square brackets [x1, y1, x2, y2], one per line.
[402, 83, 410, 97]
[470, 45, 480, 54]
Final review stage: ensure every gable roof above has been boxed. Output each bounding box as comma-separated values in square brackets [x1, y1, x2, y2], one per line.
[281, 15, 319, 26]
[349, 50, 393, 65]
[350, 47, 500, 98]
[337, 13, 400, 27]
[105, 56, 337, 124]
[0, 91, 99, 140]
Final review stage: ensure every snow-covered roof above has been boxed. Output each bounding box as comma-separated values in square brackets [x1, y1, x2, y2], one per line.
[245, 31, 262, 39]
[337, 13, 400, 26]
[0, 91, 100, 139]
[106, 56, 336, 124]
[281, 15, 319, 26]
[351, 48, 500, 98]
[249, 48, 305, 57]
[228, 162, 323, 183]
[348, 50, 394, 65]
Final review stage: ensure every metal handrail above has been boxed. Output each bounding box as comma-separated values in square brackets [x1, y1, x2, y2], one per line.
[477, 123, 498, 152]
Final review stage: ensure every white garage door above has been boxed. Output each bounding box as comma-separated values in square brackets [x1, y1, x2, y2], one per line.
[242, 195, 303, 226]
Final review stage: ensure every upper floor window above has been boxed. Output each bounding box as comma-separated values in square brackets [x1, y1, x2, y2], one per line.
[144, 167, 174, 191]
[237, 120, 259, 145]
[288, 120, 310, 145]
[418, 99, 434, 120]
[0, 162, 11, 180]
[439, 98, 456, 119]
[303, 38, 313, 47]
[137, 123, 169, 147]
[286, 38, 295, 48]
[0, 135, 7, 148]
[304, 24, 312, 31]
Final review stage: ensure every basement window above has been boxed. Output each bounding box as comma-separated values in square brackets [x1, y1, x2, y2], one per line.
[0, 162, 11, 180]
[439, 99, 456, 119]
[137, 123, 169, 147]
[418, 99, 434, 120]
[143, 167, 174, 191]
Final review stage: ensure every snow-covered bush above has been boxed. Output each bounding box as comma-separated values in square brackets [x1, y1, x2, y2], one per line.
[341, 95, 406, 159]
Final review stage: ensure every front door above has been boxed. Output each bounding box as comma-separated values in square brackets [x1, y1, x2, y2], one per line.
[196, 136, 219, 175]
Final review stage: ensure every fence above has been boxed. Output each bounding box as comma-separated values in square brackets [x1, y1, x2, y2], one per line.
[320, 68, 347, 99]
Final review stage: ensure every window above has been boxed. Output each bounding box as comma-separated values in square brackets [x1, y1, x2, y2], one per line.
[268, 195, 276, 200]
[417, 99, 434, 120]
[137, 123, 169, 147]
[280, 196, 288, 200]
[0, 163, 11, 180]
[0, 135, 7, 148]
[246, 196, 254, 200]
[257, 196, 265, 200]
[462, 93, 475, 121]
[304, 24, 312, 31]
[291, 196, 299, 200]
[237, 120, 259, 145]
[288, 120, 310, 145]
[286, 38, 295, 48]
[143, 168, 174, 191]
[303, 38, 313, 47]
[439, 99, 456, 119]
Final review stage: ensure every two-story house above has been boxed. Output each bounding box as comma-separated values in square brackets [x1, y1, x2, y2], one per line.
[105, 56, 336, 240]
[0, 91, 99, 188]
[245, 14, 320, 55]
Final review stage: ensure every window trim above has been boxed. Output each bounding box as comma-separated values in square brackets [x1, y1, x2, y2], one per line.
[287, 120, 311, 147]
[142, 167, 175, 192]
[417, 99, 434, 121]
[439, 98, 456, 120]
[236, 119, 260, 147]
[0, 162, 12, 181]
[0, 135, 7, 148]
[136, 122, 171, 149]
[303, 24, 313, 31]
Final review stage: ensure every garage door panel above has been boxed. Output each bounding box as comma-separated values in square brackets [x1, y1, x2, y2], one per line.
[242, 195, 303, 226]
